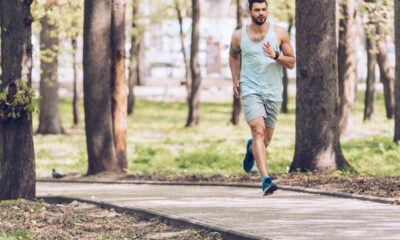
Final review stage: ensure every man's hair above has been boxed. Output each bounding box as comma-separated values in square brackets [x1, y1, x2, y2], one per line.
[248, 0, 268, 10]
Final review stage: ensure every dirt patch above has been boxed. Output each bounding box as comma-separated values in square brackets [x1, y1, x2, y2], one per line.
[0, 199, 222, 240]
[274, 173, 400, 198]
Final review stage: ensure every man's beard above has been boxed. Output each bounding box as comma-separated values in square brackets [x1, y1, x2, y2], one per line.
[252, 15, 266, 25]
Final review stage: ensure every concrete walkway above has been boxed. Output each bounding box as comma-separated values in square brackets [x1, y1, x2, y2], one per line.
[37, 182, 400, 240]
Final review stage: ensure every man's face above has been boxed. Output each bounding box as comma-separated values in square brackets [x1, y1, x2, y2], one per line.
[249, 2, 268, 25]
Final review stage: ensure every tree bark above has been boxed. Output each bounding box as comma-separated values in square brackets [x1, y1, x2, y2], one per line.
[37, 15, 64, 134]
[363, 23, 377, 121]
[0, 0, 36, 200]
[231, 0, 243, 125]
[338, 0, 358, 135]
[186, 0, 201, 127]
[290, 0, 351, 172]
[375, 22, 395, 119]
[71, 35, 80, 126]
[395, 0, 400, 143]
[111, 0, 128, 170]
[83, 0, 118, 175]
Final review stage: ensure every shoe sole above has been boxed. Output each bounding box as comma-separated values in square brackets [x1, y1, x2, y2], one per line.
[263, 184, 278, 196]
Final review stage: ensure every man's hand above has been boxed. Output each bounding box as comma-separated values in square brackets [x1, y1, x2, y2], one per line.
[233, 81, 240, 98]
[263, 42, 277, 59]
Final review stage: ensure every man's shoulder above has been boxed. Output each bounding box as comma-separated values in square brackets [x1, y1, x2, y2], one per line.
[232, 28, 242, 40]
[274, 24, 289, 38]
[231, 28, 242, 47]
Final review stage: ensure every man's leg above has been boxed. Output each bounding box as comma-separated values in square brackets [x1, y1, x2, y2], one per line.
[248, 117, 268, 178]
[263, 126, 275, 175]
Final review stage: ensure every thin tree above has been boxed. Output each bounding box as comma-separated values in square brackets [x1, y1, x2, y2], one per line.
[231, 0, 244, 125]
[37, 1, 64, 134]
[290, 0, 351, 172]
[174, 0, 191, 101]
[338, 0, 359, 134]
[395, 0, 400, 143]
[0, 0, 36, 200]
[375, 17, 395, 119]
[186, 0, 201, 127]
[363, 0, 377, 121]
[128, 0, 139, 115]
[83, 0, 118, 174]
[71, 32, 80, 126]
[268, 0, 295, 113]
[281, 14, 294, 114]
[111, 0, 128, 169]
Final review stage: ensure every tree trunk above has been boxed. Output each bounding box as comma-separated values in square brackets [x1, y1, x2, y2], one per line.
[186, 0, 201, 127]
[71, 35, 80, 126]
[290, 0, 351, 172]
[0, 0, 36, 200]
[136, 40, 146, 86]
[231, 0, 243, 125]
[395, 0, 400, 143]
[83, 0, 118, 175]
[338, 0, 358, 135]
[37, 15, 64, 134]
[375, 22, 395, 119]
[111, 0, 128, 170]
[363, 24, 377, 121]
[127, 0, 139, 115]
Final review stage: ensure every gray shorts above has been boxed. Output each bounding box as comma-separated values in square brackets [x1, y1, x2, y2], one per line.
[241, 94, 281, 128]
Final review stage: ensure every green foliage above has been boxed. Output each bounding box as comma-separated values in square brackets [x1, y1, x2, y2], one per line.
[31, 0, 84, 66]
[0, 81, 38, 120]
[359, 0, 394, 39]
[32, 0, 84, 39]
[33, 94, 399, 178]
[0, 231, 30, 240]
[269, 0, 295, 26]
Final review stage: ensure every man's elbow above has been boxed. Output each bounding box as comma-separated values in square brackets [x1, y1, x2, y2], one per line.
[229, 55, 239, 61]
[288, 58, 296, 69]
[287, 64, 295, 70]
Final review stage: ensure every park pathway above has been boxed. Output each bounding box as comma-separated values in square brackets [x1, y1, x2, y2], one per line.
[37, 182, 400, 240]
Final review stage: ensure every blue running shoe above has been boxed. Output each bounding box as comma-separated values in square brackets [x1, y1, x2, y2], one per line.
[242, 139, 254, 172]
[262, 176, 278, 196]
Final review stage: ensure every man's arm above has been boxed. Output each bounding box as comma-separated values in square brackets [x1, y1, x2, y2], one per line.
[263, 26, 296, 69]
[276, 27, 296, 69]
[229, 30, 242, 98]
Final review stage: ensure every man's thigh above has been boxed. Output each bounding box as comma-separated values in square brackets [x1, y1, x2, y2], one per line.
[242, 94, 267, 123]
[263, 100, 281, 129]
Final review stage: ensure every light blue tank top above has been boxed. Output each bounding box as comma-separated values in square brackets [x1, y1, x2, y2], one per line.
[240, 22, 283, 101]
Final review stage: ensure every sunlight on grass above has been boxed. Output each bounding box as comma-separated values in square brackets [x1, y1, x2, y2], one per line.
[33, 93, 399, 178]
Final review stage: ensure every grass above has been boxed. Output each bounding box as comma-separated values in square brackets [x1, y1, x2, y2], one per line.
[33, 93, 400, 178]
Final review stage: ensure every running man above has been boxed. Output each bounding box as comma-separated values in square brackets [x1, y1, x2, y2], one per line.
[229, 0, 296, 195]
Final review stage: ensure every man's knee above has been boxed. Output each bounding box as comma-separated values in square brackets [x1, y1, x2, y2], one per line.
[250, 125, 265, 139]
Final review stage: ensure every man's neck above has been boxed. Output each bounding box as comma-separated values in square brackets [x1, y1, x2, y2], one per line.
[250, 21, 269, 33]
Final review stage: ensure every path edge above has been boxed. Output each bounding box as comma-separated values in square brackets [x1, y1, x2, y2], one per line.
[37, 179, 400, 206]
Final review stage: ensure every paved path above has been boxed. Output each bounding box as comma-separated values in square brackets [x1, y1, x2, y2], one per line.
[37, 182, 400, 240]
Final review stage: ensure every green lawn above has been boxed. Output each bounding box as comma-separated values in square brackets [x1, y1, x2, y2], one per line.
[33, 94, 400, 178]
